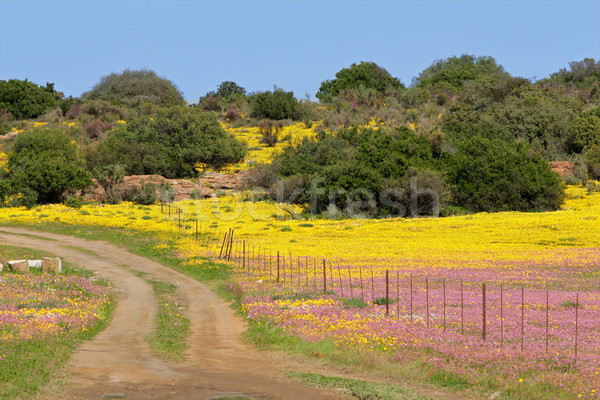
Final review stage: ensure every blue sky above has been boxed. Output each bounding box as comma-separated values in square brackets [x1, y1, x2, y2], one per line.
[1, 0, 599, 102]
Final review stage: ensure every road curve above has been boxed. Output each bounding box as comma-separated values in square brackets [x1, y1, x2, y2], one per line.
[0, 227, 341, 400]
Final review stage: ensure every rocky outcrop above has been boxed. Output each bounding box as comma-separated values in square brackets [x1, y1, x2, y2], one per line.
[550, 161, 574, 177]
[86, 171, 249, 202]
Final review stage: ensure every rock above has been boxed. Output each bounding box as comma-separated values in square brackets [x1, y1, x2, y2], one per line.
[490, 391, 502, 400]
[43, 257, 62, 274]
[549, 161, 574, 177]
[85, 174, 218, 202]
[28, 260, 43, 268]
[8, 260, 29, 272]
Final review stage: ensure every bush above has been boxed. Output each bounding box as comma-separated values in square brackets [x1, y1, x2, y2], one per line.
[258, 119, 283, 147]
[82, 69, 185, 107]
[84, 119, 113, 139]
[132, 180, 157, 205]
[447, 136, 565, 212]
[568, 113, 600, 153]
[0, 79, 57, 120]
[93, 164, 125, 204]
[95, 107, 246, 178]
[250, 89, 300, 120]
[81, 100, 124, 122]
[316, 61, 403, 102]
[585, 146, 600, 180]
[7, 128, 92, 204]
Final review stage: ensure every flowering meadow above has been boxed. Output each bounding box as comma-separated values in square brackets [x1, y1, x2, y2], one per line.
[0, 246, 111, 398]
[1, 186, 599, 398]
[214, 121, 318, 174]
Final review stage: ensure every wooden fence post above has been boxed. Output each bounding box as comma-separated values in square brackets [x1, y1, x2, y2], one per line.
[482, 283, 487, 341]
[545, 289, 549, 354]
[323, 259, 327, 295]
[521, 287, 525, 351]
[385, 270, 389, 316]
[426, 277, 429, 328]
[277, 251, 280, 283]
[337, 264, 344, 298]
[443, 279, 446, 331]
[460, 280, 464, 334]
[575, 292, 579, 362]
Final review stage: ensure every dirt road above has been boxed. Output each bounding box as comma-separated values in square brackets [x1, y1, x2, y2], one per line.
[0, 227, 343, 400]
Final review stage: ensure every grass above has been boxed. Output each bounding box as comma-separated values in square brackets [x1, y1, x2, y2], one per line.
[0, 245, 114, 400]
[286, 371, 436, 400]
[143, 277, 190, 362]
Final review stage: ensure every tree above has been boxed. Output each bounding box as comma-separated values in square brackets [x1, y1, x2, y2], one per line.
[8, 128, 92, 204]
[447, 136, 564, 212]
[416, 55, 508, 90]
[95, 107, 246, 178]
[250, 89, 300, 120]
[0, 79, 57, 119]
[316, 62, 403, 102]
[568, 113, 600, 153]
[83, 69, 185, 107]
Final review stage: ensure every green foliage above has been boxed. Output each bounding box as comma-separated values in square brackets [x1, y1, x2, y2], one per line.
[585, 146, 600, 180]
[317, 61, 403, 102]
[94, 107, 246, 178]
[551, 58, 600, 87]
[416, 54, 508, 90]
[0, 79, 57, 120]
[82, 69, 185, 107]
[250, 89, 300, 120]
[268, 127, 436, 215]
[93, 164, 125, 204]
[7, 128, 92, 205]
[447, 136, 565, 212]
[133, 180, 157, 205]
[568, 112, 600, 153]
[205, 81, 247, 105]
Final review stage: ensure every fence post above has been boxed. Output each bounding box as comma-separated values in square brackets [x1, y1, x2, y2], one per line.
[443, 279, 446, 331]
[426, 277, 429, 328]
[371, 269, 375, 309]
[410, 275, 413, 323]
[521, 287, 525, 352]
[385, 270, 389, 316]
[277, 251, 280, 283]
[359, 268, 364, 303]
[323, 259, 327, 295]
[338, 264, 344, 298]
[500, 284, 504, 346]
[575, 292, 579, 362]
[482, 283, 487, 341]
[396, 272, 400, 318]
[178, 208, 181, 228]
[349, 267, 353, 298]
[460, 280, 464, 335]
[546, 289, 549, 354]
[243, 241, 246, 270]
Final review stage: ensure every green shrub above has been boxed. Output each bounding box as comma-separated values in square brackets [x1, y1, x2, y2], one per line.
[82, 69, 185, 107]
[133, 180, 157, 205]
[0, 79, 57, 120]
[316, 61, 403, 102]
[94, 107, 246, 177]
[190, 189, 204, 200]
[568, 113, 600, 153]
[93, 165, 125, 204]
[585, 146, 600, 180]
[63, 196, 85, 209]
[447, 136, 565, 212]
[8, 128, 92, 204]
[250, 89, 300, 120]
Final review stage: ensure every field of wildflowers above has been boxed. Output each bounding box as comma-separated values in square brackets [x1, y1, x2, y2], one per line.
[0, 246, 112, 398]
[0, 185, 599, 398]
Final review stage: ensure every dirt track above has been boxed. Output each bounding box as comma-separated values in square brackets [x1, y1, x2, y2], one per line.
[0, 227, 344, 400]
